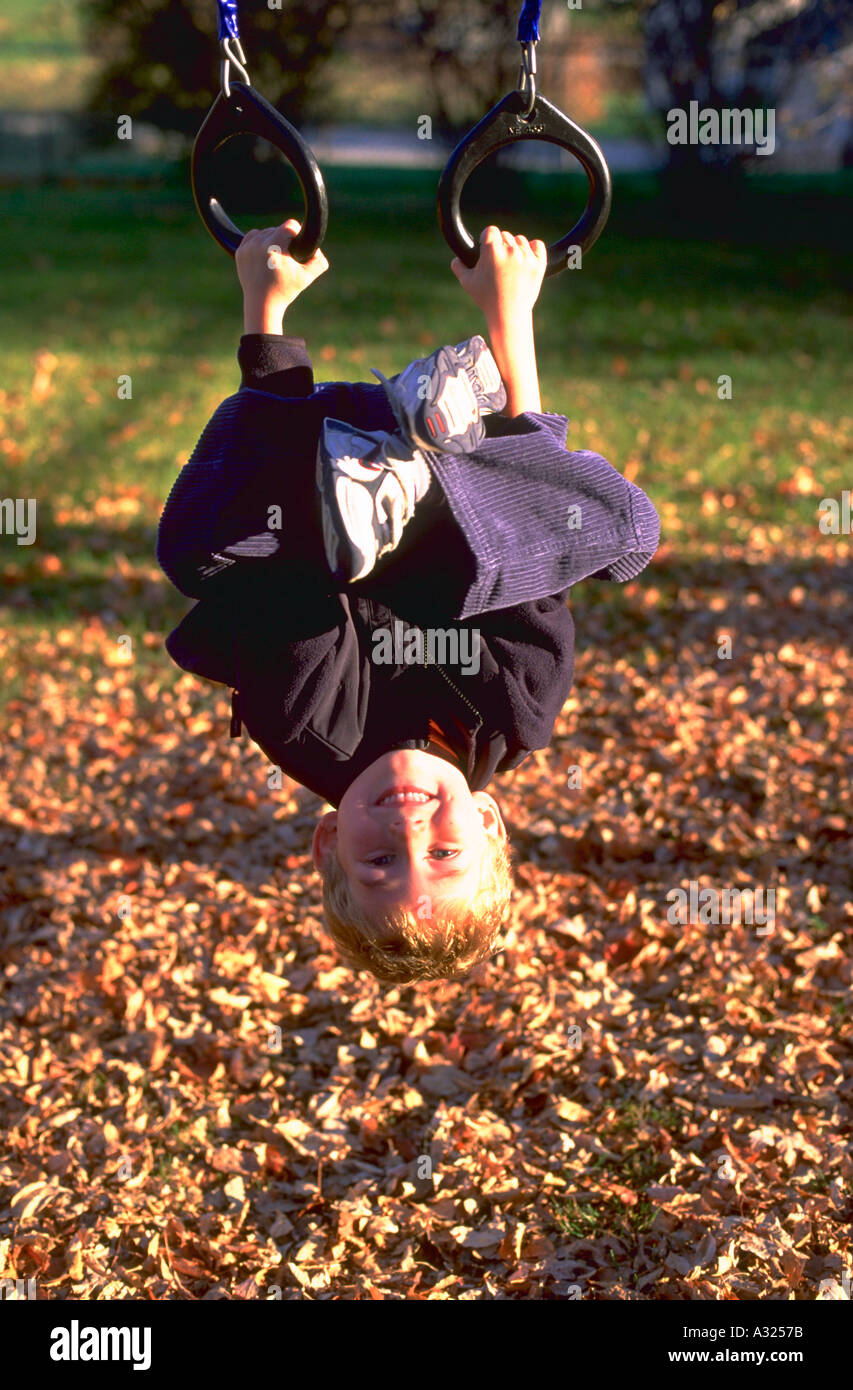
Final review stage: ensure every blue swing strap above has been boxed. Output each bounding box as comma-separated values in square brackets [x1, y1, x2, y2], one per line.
[516, 0, 542, 43]
[217, 0, 239, 41]
[516, 1, 542, 118]
[216, 0, 250, 98]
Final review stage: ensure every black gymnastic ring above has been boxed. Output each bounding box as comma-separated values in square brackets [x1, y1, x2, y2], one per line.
[437, 88, 612, 276]
[191, 80, 328, 260]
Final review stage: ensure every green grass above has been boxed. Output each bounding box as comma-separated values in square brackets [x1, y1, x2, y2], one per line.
[0, 166, 850, 702]
[3, 170, 849, 490]
[551, 1099, 688, 1243]
[802, 1171, 832, 1196]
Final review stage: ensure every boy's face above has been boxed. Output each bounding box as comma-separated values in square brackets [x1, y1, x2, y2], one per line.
[312, 750, 506, 915]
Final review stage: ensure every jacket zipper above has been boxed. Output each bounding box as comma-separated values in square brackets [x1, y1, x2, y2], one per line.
[422, 646, 483, 725]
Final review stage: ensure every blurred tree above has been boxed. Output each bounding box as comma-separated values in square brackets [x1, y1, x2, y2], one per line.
[372, 0, 525, 141]
[79, 0, 355, 135]
[367, 0, 576, 210]
[607, 0, 852, 177]
[79, 1, 576, 144]
[79, 0, 563, 207]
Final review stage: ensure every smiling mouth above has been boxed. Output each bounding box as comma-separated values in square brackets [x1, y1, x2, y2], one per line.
[376, 786, 437, 807]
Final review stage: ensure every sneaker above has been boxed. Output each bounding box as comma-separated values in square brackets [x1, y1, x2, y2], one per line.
[371, 334, 507, 456]
[317, 418, 432, 582]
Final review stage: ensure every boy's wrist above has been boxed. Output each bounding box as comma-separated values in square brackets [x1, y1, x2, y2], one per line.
[484, 304, 534, 334]
[243, 293, 290, 335]
[483, 310, 540, 416]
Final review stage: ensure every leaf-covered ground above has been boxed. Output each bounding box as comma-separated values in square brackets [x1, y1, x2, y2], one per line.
[1, 536, 850, 1300]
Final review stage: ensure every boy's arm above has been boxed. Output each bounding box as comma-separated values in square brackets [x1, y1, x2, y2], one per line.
[235, 222, 395, 427]
[484, 309, 541, 417]
[235, 220, 330, 398]
[451, 226, 547, 418]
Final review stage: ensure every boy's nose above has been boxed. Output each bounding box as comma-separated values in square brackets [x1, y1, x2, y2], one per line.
[385, 811, 429, 838]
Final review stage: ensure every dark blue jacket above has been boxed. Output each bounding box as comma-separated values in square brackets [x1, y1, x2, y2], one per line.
[157, 335, 660, 806]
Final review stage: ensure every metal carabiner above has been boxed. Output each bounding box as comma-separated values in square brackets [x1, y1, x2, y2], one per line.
[220, 35, 250, 99]
[517, 40, 537, 120]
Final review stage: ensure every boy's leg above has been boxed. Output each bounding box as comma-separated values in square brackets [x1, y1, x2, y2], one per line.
[158, 463, 314, 598]
[425, 410, 662, 619]
[317, 335, 507, 586]
[358, 483, 476, 622]
[159, 468, 331, 599]
[157, 396, 331, 600]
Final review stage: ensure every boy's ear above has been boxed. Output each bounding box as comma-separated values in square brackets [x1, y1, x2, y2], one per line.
[473, 791, 507, 842]
[312, 811, 338, 869]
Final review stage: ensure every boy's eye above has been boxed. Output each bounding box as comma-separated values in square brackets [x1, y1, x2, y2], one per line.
[365, 849, 461, 866]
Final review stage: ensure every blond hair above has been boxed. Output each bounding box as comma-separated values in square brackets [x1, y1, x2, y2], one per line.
[319, 836, 514, 985]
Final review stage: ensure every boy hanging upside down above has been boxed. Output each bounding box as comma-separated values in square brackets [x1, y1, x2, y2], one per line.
[157, 219, 660, 985]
